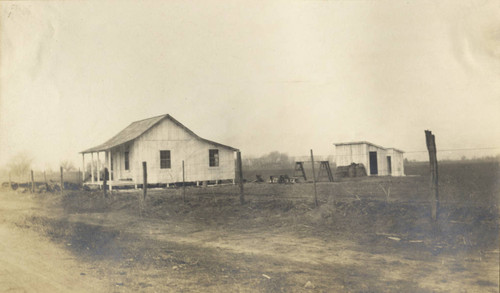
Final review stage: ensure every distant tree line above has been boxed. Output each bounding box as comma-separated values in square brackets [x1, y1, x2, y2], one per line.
[6, 152, 33, 178]
[243, 151, 294, 170]
[0, 152, 80, 181]
[404, 154, 500, 165]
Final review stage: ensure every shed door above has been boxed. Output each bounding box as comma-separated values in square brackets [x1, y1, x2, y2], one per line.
[369, 152, 378, 175]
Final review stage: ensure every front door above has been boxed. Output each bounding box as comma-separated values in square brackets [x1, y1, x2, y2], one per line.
[369, 152, 378, 175]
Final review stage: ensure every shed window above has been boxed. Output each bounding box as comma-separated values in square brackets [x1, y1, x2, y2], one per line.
[160, 150, 171, 169]
[209, 149, 219, 167]
[124, 152, 129, 170]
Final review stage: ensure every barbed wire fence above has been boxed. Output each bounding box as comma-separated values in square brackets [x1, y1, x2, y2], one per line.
[1, 147, 498, 211]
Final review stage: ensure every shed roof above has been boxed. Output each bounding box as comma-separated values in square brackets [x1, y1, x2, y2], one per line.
[81, 114, 238, 153]
[334, 141, 404, 153]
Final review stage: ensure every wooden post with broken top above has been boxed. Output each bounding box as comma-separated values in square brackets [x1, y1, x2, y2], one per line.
[425, 130, 439, 222]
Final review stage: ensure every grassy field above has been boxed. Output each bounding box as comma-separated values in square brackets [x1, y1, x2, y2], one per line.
[1, 160, 498, 292]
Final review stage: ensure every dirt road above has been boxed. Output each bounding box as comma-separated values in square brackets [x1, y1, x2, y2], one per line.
[1, 188, 498, 292]
[64, 210, 499, 292]
[0, 193, 109, 292]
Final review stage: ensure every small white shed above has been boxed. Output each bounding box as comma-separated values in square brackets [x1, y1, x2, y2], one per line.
[334, 141, 405, 176]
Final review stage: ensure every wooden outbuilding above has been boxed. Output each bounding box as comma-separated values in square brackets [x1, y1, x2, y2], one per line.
[80, 114, 239, 188]
[334, 141, 405, 176]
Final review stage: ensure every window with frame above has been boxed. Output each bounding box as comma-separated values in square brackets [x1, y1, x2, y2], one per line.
[209, 149, 219, 167]
[160, 150, 171, 169]
[124, 151, 129, 170]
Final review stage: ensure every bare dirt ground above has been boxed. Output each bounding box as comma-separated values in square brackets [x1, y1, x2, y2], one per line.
[0, 192, 111, 292]
[1, 162, 499, 292]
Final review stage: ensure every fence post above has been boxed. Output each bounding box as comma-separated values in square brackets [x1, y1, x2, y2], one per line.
[91, 153, 95, 183]
[425, 130, 439, 223]
[182, 160, 186, 202]
[44, 170, 48, 190]
[97, 152, 101, 183]
[60, 167, 64, 193]
[82, 154, 85, 182]
[142, 162, 147, 200]
[31, 170, 35, 193]
[108, 150, 112, 191]
[310, 149, 318, 208]
[236, 151, 244, 204]
[103, 168, 108, 198]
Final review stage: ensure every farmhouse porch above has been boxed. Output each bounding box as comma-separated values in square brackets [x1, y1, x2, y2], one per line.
[80, 150, 123, 190]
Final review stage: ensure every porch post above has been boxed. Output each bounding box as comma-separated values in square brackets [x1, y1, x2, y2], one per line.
[82, 153, 85, 182]
[91, 152, 95, 183]
[97, 152, 101, 183]
[108, 150, 112, 191]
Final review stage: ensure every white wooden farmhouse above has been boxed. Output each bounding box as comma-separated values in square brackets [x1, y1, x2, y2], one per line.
[334, 141, 405, 176]
[80, 114, 238, 188]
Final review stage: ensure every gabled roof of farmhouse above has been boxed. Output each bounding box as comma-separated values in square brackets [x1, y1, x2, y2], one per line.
[81, 114, 238, 153]
[334, 141, 404, 153]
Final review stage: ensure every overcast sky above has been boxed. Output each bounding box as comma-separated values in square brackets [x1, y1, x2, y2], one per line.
[1, 0, 499, 170]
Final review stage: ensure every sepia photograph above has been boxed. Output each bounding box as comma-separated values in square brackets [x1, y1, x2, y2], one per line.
[0, 1, 499, 292]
